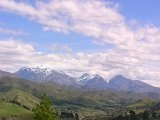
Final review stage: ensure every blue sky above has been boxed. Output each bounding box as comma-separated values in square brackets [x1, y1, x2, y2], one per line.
[0, 0, 160, 87]
[118, 0, 160, 25]
[0, 0, 160, 52]
[0, 10, 110, 53]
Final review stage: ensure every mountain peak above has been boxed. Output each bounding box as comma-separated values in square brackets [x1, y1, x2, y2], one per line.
[91, 74, 101, 79]
[79, 73, 91, 81]
[15, 66, 78, 86]
[80, 73, 90, 78]
[108, 74, 131, 84]
[81, 74, 107, 90]
[79, 73, 102, 81]
[107, 75, 160, 93]
[18, 66, 53, 76]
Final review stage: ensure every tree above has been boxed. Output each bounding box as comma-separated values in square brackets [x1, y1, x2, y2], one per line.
[142, 111, 149, 120]
[75, 113, 80, 120]
[124, 115, 129, 120]
[117, 115, 124, 120]
[33, 93, 56, 120]
[129, 110, 136, 120]
[152, 112, 156, 119]
[157, 113, 160, 119]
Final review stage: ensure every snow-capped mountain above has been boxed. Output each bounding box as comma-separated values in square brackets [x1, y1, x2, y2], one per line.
[15, 66, 77, 86]
[79, 73, 108, 89]
[15, 66, 160, 93]
[16, 66, 108, 89]
[79, 73, 90, 80]
[79, 73, 92, 85]
[16, 66, 51, 81]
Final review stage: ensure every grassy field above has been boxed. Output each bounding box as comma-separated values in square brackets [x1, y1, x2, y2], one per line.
[0, 100, 32, 120]
[0, 89, 39, 110]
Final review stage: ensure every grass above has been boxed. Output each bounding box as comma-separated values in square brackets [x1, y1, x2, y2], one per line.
[0, 100, 32, 120]
[0, 89, 39, 110]
[127, 99, 156, 109]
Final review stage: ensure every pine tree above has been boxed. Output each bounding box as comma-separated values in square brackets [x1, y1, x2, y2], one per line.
[33, 93, 56, 120]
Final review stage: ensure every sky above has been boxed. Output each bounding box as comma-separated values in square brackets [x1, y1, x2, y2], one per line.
[0, 0, 160, 87]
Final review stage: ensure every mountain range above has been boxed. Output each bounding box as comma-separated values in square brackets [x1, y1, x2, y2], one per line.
[0, 66, 160, 94]
[0, 67, 160, 118]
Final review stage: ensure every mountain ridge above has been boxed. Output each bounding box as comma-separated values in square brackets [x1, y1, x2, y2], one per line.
[0, 70, 16, 78]
[108, 75, 160, 93]
[0, 67, 160, 94]
[15, 66, 78, 86]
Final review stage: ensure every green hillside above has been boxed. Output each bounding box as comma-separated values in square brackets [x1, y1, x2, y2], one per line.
[0, 100, 32, 120]
[1, 76, 160, 118]
[0, 77, 159, 108]
[127, 99, 156, 113]
[128, 99, 156, 108]
[0, 89, 39, 110]
[151, 102, 160, 112]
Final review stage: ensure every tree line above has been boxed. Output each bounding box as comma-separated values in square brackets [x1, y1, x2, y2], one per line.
[108, 110, 160, 120]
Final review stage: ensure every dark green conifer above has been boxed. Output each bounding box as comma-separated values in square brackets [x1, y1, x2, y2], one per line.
[33, 94, 56, 120]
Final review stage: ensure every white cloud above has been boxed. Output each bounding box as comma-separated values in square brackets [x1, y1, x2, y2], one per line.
[50, 43, 72, 52]
[0, 27, 27, 36]
[0, 39, 160, 87]
[0, 0, 160, 86]
[0, 0, 124, 36]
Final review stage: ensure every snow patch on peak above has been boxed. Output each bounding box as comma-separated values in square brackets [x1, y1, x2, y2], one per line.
[17, 66, 68, 76]
[79, 73, 91, 80]
[79, 73, 102, 81]
[18, 66, 54, 76]
[90, 74, 101, 79]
